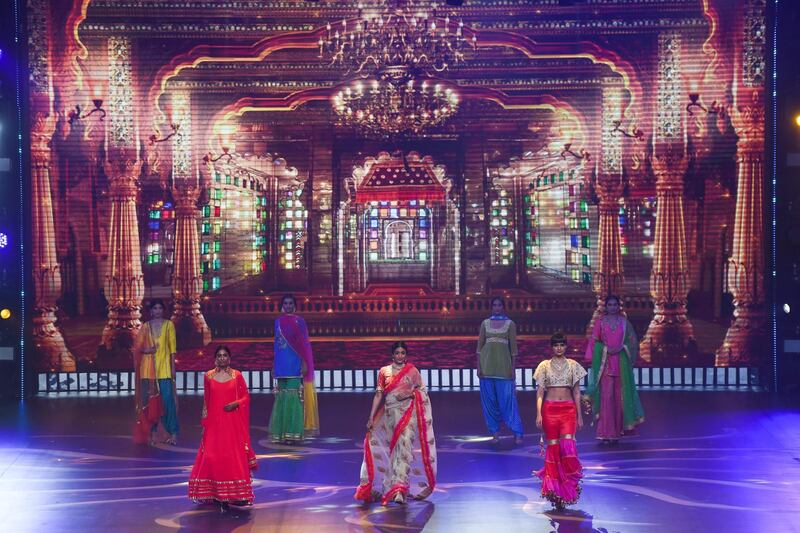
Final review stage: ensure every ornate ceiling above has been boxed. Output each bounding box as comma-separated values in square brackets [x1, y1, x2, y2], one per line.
[57, 0, 713, 155]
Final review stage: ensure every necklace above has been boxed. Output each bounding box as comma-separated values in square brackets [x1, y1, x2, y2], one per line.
[605, 315, 622, 331]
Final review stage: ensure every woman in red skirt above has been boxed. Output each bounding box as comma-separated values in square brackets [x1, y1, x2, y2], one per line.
[534, 332, 587, 509]
[189, 345, 258, 509]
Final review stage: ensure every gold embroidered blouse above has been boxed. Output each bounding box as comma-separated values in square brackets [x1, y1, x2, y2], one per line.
[533, 358, 587, 389]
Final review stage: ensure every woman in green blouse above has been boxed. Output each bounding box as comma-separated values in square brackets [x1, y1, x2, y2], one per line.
[477, 297, 524, 445]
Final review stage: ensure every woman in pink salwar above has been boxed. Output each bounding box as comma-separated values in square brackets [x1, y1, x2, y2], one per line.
[585, 295, 645, 444]
[356, 342, 437, 506]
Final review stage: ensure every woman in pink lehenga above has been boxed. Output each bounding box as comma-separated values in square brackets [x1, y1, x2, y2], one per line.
[356, 342, 437, 506]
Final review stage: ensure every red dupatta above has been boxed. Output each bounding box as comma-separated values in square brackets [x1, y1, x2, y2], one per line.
[356, 363, 437, 504]
[132, 323, 163, 444]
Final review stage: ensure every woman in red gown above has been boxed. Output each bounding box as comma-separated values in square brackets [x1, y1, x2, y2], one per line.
[189, 345, 258, 508]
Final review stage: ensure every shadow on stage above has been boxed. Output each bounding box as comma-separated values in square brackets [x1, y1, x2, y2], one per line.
[543, 509, 606, 533]
[351, 500, 435, 532]
[176, 499, 436, 532]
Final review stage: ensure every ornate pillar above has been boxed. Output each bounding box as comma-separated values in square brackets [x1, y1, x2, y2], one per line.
[716, 0, 767, 365]
[169, 91, 211, 348]
[640, 145, 695, 362]
[716, 94, 765, 364]
[27, 0, 75, 371]
[101, 161, 144, 352]
[640, 32, 695, 363]
[171, 186, 212, 347]
[30, 112, 76, 371]
[591, 177, 625, 322]
[100, 36, 144, 356]
[590, 81, 626, 330]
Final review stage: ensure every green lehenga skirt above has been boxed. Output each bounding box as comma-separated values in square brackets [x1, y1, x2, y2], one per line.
[269, 378, 304, 442]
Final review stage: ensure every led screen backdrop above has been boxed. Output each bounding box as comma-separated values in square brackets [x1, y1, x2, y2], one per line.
[26, 0, 768, 373]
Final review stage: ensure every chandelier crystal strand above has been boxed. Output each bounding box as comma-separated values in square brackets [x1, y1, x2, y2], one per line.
[332, 77, 459, 137]
[319, 2, 475, 76]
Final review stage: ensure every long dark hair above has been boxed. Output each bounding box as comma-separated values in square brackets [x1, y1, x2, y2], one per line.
[604, 294, 621, 306]
[149, 298, 166, 310]
[281, 294, 297, 307]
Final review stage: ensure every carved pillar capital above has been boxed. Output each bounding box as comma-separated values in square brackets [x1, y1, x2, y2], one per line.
[30, 112, 55, 158]
[731, 88, 765, 145]
[104, 159, 143, 184]
[173, 185, 200, 214]
[652, 143, 688, 189]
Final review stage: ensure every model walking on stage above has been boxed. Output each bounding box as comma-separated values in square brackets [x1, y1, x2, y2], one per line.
[534, 332, 586, 509]
[133, 299, 179, 445]
[477, 297, 524, 445]
[189, 345, 257, 508]
[585, 295, 645, 444]
[269, 294, 319, 442]
[356, 341, 437, 505]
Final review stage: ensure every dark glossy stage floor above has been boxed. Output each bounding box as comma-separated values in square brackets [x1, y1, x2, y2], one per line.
[1, 390, 799, 532]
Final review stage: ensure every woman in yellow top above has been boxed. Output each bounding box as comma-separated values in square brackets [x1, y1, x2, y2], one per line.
[134, 299, 179, 445]
[476, 297, 524, 445]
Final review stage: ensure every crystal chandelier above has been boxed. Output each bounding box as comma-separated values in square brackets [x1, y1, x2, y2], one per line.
[332, 77, 459, 137]
[319, 1, 475, 76]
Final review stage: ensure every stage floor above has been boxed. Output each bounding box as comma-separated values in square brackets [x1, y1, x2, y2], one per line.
[1, 391, 799, 532]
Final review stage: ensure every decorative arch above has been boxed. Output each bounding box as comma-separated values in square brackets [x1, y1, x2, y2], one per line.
[204, 84, 591, 153]
[144, 23, 644, 124]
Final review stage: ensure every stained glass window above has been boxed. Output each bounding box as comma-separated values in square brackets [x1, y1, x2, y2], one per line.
[640, 197, 657, 257]
[143, 200, 174, 268]
[279, 187, 308, 270]
[524, 191, 540, 268]
[366, 199, 430, 262]
[491, 189, 514, 266]
[564, 181, 591, 284]
[200, 172, 268, 292]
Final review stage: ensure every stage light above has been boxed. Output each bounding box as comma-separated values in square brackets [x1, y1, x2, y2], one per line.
[784, 303, 791, 314]
[0, 309, 10, 320]
[0, 232, 7, 249]
[795, 114, 800, 128]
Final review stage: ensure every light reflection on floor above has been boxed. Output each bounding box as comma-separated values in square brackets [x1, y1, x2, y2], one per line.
[0, 391, 799, 532]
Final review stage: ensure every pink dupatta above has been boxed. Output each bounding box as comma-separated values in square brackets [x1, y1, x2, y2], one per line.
[276, 315, 314, 382]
